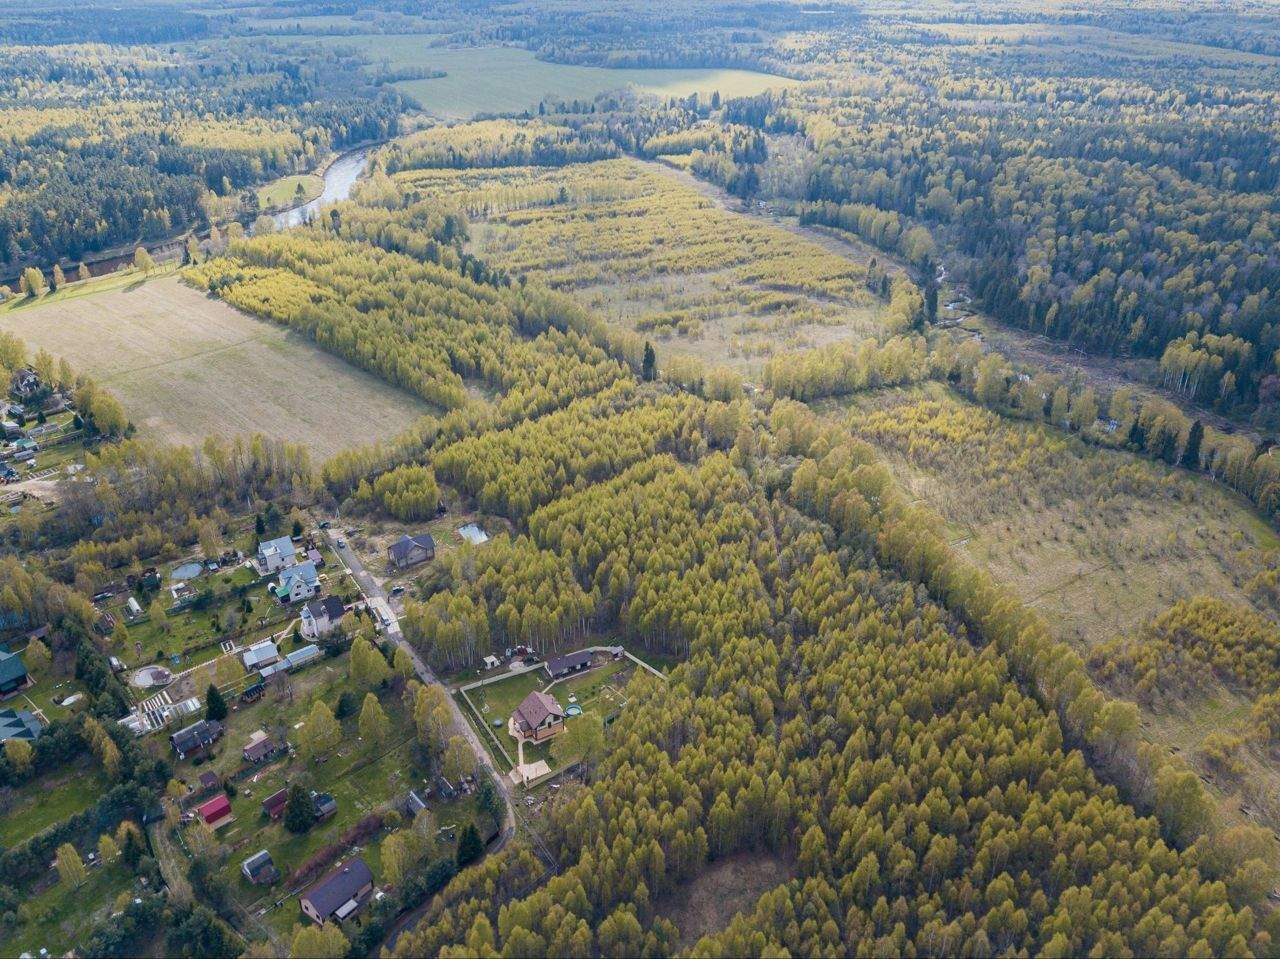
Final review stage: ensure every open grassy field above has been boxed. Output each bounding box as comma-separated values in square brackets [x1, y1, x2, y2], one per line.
[0, 759, 109, 848]
[397, 154, 885, 374]
[0, 274, 432, 458]
[656, 851, 793, 951]
[320, 39, 800, 119]
[257, 172, 323, 209]
[838, 382, 1279, 648]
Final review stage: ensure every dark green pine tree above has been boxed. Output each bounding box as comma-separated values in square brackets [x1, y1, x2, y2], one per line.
[456, 823, 483, 868]
[284, 783, 315, 834]
[1126, 416, 1147, 451]
[205, 683, 227, 722]
[641, 342, 656, 382]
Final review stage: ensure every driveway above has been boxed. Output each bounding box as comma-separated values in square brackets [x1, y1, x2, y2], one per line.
[322, 526, 517, 834]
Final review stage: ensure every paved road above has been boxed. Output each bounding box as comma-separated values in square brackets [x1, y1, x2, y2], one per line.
[323, 528, 518, 842]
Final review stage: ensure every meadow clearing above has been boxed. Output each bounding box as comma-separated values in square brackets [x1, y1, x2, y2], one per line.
[396, 156, 885, 373]
[839, 382, 1279, 648]
[0, 273, 431, 458]
[321, 39, 800, 118]
[256, 172, 324, 210]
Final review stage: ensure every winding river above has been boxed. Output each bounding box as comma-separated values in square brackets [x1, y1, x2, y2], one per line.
[268, 146, 373, 231]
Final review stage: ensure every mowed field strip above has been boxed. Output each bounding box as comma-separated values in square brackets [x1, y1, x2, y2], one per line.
[0, 275, 430, 458]
[321, 39, 800, 118]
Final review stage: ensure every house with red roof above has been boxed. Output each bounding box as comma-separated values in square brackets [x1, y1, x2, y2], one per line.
[197, 793, 233, 828]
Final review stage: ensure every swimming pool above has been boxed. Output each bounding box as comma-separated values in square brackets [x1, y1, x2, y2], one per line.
[566, 704, 583, 717]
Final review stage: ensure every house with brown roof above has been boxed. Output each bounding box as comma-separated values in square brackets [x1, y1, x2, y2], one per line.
[262, 787, 288, 821]
[242, 729, 281, 765]
[508, 690, 565, 743]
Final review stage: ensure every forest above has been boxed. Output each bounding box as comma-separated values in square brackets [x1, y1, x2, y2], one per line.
[0, 33, 400, 274]
[2, 0, 1280, 956]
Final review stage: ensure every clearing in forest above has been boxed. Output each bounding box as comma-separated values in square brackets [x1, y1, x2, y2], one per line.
[0, 274, 432, 458]
[322, 39, 800, 118]
[839, 382, 1278, 649]
[398, 157, 886, 373]
[655, 852, 793, 951]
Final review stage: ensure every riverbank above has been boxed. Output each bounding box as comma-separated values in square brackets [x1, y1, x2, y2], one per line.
[0, 139, 384, 289]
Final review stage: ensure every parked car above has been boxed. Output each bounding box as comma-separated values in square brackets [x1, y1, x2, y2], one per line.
[389, 585, 405, 596]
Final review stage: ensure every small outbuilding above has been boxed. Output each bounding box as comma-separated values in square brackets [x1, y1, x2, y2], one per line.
[242, 849, 279, 885]
[242, 639, 280, 671]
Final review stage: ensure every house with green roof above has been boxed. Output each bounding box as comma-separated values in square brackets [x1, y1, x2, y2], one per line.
[0, 650, 29, 697]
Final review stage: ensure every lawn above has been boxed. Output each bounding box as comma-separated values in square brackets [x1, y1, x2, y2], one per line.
[0, 759, 109, 847]
[548, 658, 631, 724]
[317, 39, 800, 119]
[462, 656, 639, 776]
[109, 568, 284, 669]
[0, 274, 434, 458]
[463, 669, 544, 726]
[257, 173, 324, 210]
[1, 862, 136, 957]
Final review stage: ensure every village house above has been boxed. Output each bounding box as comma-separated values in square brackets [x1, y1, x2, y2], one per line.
[262, 787, 288, 821]
[301, 596, 345, 639]
[241, 639, 280, 671]
[169, 718, 223, 760]
[242, 729, 280, 765]
[0, 650, 30, 697]
[509, 690, 566, 742]
[242, 849, 279, 886]
[274, 561, 319, 604]
[545, 649, 591, 680]
[257, 535, 297, 574]
[0, 708, 42, 741]
[312, 790, 338, 822]
[300, 858, 374, 925]
[387, 533, 435, 571]
[196, 793, 233, 829]
[10, 367, 40, 400]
